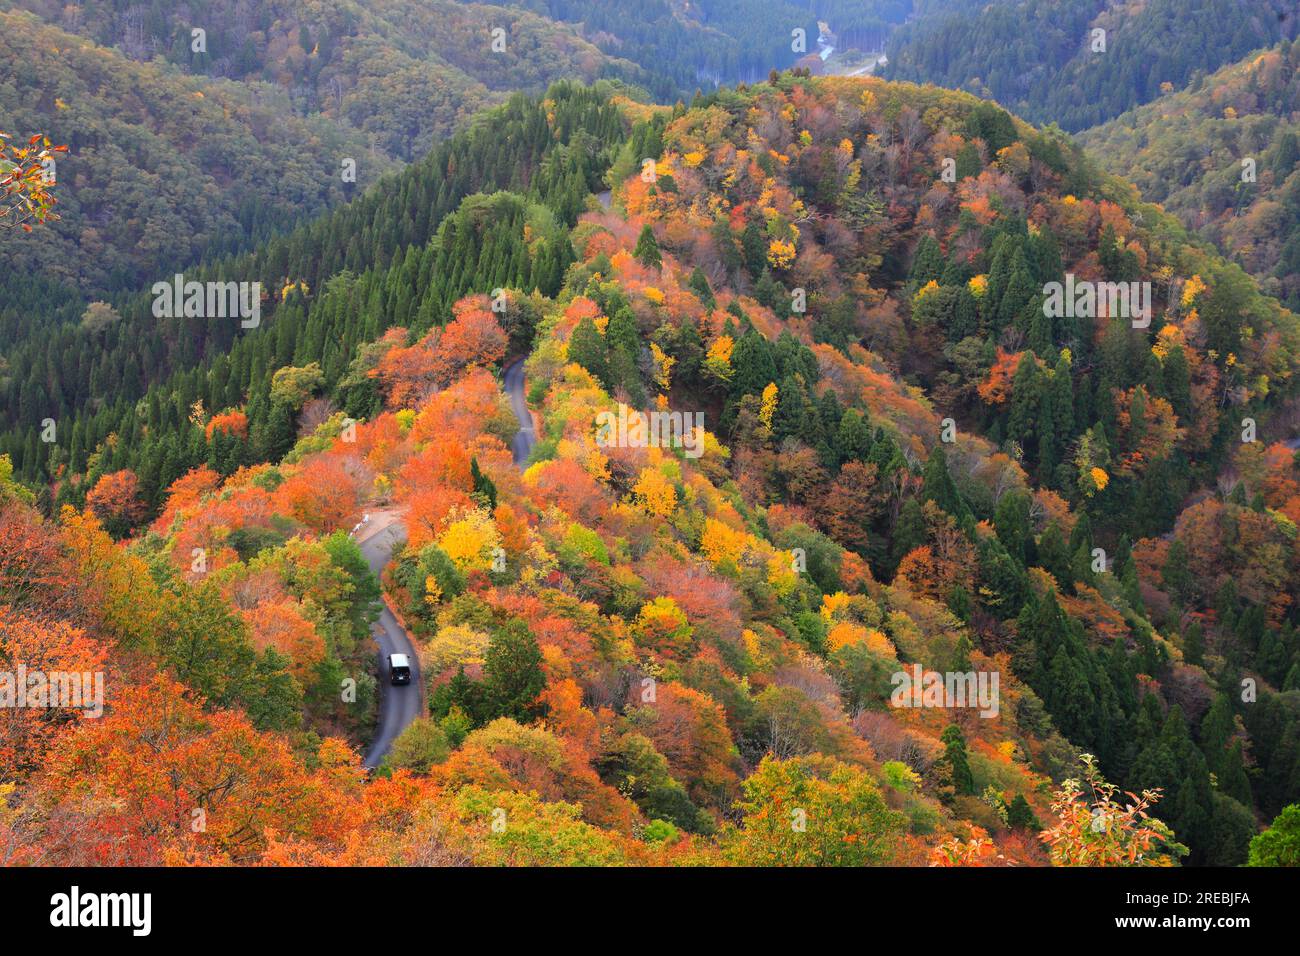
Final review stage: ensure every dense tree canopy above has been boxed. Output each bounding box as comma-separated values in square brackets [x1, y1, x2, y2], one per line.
[4, 56, 1300, 869]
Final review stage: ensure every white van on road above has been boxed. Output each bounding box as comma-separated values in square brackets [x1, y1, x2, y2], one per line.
[388, 653, 411, 686]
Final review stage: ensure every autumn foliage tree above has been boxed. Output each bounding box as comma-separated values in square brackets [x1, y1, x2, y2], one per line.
[0, 607, 108, 780]
[375, 298, 507, 408]
[206, 409, 250, 441]
[722, 756, 907, 866]
[241, 601, 327, 682]
[28, 675, 362, 864]
[0, 132, 67, 230]
[1039, 755, 1187, 867]
[84, 469, 147, 537]
[275, 455, 368, 533]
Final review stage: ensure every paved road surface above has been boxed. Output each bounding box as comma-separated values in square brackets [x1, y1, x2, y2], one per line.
[504, 358, 537, 464]
[359, 516, 422, 769]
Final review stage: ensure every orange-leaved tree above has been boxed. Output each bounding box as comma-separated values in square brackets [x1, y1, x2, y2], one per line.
[84, 469, 147, 538]
[1039, 754, 1187, 866]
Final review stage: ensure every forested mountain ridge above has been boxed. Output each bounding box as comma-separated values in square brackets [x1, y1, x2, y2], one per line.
[0, 82, 627, 497]
[884, 0, 1299, 132]
[4, 74, 1300, 866]
[1080, 40, 1300, 312]
[7, 0, 1295, 313]
[0, 0, 655, 390]
[0, 0, 911, 425]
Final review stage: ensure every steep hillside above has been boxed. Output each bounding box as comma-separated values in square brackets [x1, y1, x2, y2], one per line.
[0, 0, 653, 302]
[4, 76, 1300, 866]
[1080, 40, 1300, 311]
[0, 0, 910, 421]
[884, 0, 1298, 131]
[0, 82, 626, 488]
[0, 7, 397, 295]
[502, 0, 911, 87]
[10, 0, 913, 108]
[6, 0, 650, 158]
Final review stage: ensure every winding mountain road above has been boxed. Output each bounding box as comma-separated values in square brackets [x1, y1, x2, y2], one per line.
[359, 514, 423, 769]
[359, 358, 536, 768]
[504, 358, 537, 464]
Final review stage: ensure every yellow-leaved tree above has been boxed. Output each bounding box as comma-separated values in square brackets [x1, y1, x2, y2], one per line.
[633, 467, 677, 517]
[437, 507, 504, 572]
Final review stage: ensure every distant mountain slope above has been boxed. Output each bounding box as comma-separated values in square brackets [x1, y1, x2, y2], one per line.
[884, 0, 1298, 131]
[0, 0, 653, 305]
[0, 7, 395, 295]
[9, 0, 915, 161]
[503, 0, 911, 88]
[1080, 40, 1300, 310]
[6, 0, 653, 158]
